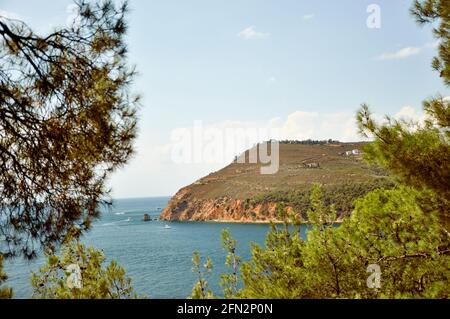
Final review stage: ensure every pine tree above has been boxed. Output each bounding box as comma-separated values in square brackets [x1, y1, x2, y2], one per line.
[0, 0, 139, 259]
[189, 251, 215, 299]
[220, 229, 241, 298]
[0, 254, 12, 298]
[31, 240, 139, 299]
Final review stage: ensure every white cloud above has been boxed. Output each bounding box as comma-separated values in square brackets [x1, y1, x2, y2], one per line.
[267, 76, 276, 84]
[237, 26, 270, 39]
[303, 14, 315, 20]
[376, 42, 438, 60]
[278, 111, 359, 141]
[394, 105, 422, 120]
[393, 105, 430, 126]
[377, 46, 422, 60]
[0, 10, 23, 21]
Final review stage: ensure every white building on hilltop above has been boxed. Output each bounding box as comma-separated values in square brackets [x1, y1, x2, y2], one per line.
[343, 149, 362, 156]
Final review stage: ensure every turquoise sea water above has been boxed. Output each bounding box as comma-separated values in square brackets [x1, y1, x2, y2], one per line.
[4, 197, 308, 298]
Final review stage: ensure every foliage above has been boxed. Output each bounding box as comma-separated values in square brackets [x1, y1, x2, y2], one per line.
[0, 254, 12, 298]
[411, 0, 450, 85]
[251, 179, 394, 219]
[0, 0, 139, 259]
[189, 251, 215, 299]
[357, 101, 450, 229]
[219, 229, 241, 298]
[190, 229, 243, 299]
[31, 240, 138, 299]
[342, 187, 449, 298]
[238, 205, 307, 298]
[236, 186, 450, 298]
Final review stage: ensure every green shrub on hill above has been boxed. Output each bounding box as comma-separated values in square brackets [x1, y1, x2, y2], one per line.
[251, 179, 394, 219]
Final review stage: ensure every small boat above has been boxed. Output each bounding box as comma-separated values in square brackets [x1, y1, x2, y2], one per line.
[164, 224, 171, 229]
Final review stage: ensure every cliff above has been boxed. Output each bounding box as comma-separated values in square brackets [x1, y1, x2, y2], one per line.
[160, 187, 288, 222]
[160, 142, 391, 222]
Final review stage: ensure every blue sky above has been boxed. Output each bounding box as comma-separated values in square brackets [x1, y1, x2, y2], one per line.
[1, 0, 448, 197]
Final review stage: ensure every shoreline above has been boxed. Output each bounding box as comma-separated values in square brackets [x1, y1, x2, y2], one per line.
[159, 218, 343, 225]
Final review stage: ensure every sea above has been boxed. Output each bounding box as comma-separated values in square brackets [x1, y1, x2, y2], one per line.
[3, 197, 308, 298]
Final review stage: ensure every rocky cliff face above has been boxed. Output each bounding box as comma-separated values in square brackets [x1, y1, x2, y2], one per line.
[159, 187, 289, 222]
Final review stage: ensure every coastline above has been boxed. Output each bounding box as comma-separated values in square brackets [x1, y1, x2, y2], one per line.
[159, 218, 343, 225]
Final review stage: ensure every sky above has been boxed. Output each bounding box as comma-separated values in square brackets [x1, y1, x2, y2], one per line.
[1, 0, 448, 198]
